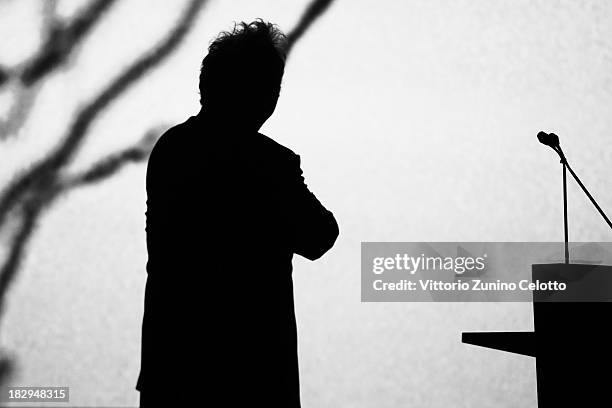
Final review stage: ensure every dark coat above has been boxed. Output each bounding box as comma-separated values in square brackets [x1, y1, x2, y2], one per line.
[136, 115, 338, 407]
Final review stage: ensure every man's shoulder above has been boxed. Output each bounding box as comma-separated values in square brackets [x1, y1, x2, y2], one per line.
[253, 132, 298, 161]
[159, 117, 195, 144]
[148, 118, 194, 159]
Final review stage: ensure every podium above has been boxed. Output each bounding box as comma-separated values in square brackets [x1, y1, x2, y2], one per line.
[462, 263, 612, 407]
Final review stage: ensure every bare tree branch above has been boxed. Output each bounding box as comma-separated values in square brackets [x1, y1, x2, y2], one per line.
[0, 0, 105, 139]
[0, 0, 207, 231]
[286, 0, 336, 54]
[0, 198, 46, 307]
[0, 85, 37, 139]
[62, 126, 165, 189]
[21, 0, 119, 87]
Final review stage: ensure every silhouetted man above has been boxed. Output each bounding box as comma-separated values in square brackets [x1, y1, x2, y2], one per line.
[137, 20, 339, 407]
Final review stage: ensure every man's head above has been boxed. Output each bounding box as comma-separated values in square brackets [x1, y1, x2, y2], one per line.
[199, 20, 287, 131]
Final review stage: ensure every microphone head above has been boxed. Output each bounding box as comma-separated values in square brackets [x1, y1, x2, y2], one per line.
[548, 133, 560, 146]
[537, 131, 560, 148]
[537, 131, 549, 144]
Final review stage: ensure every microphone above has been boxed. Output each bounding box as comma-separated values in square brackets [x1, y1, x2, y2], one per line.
[537, 130, 612, 264]
[537, 131, 560, 149]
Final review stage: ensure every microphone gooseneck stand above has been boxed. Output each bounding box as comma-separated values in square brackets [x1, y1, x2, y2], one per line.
[542, 134, 612, 263]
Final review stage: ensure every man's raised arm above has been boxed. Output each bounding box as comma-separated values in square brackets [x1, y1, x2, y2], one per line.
[288, 154, 339, 261]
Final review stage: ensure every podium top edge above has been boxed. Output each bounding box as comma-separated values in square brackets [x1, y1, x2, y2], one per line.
[532, 263, 612, 267]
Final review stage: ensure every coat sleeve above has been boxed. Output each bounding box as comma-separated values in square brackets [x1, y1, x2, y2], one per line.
[287, 154, 339, 261]
[145, 132, 176, 274]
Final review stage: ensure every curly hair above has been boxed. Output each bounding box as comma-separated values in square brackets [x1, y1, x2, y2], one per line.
[199, 20, 287, 106]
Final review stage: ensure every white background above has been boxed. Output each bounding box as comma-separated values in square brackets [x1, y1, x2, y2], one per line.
[1, 0, 612, 406]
